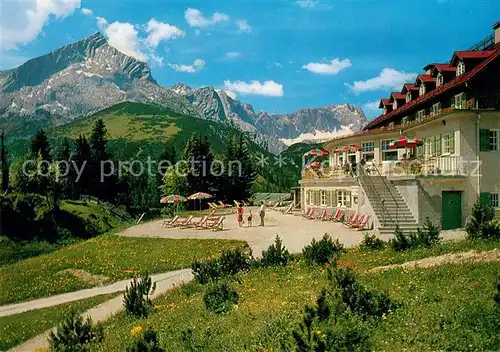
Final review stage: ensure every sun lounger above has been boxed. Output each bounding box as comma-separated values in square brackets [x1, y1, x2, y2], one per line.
[234, 200, 241, 207]
[302, 208, 314, 219]
[176, 215, 193, 227]
[350, 215, 369, 231]
[208, 202, 219, 210]
[280, 203, 294, 214]
[162, 215, 179, 228]
[242, 200, 249, 206]
[328, 209, 343, 222]
[209, 216, 224, 231]
[342, 212, 359, 227]
[201, 216, 223, 230]
[316, 209, 327, 220]
[218, 201, 231, 208]
[186, 216, 207, 228]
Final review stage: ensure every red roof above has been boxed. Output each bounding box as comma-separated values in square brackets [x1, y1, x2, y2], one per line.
[416, 74, 436, 84]
[434, 64, 456, 72]
[364, 44, 500, 131]
[401, 83, 419, 93]
[378, 98, 391, 108]
[450, 50, 495, 65]
[390, 92, 406, 101]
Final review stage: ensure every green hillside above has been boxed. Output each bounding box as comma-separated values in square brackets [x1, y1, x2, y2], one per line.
[32, 101, 301, 192]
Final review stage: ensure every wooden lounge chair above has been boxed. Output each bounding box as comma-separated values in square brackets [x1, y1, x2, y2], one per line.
[234, 200, 241, 207]
[280, 203, 294, 214]
[187, 216, 208, 228]
[208, 202, 219, 210]
[328, 209, 343, 222]
[342, 212, 359, 227]
[218, 201, 231, 208]
[201, 216, 223, 230]
[162, 215, 179, 228]
[302, 208, 314, 219]
[209, 216, 224, 231]
[316, 209, 327, 220]
[176, 215, 193, 227]
[351, 215, 369, 231]
[242, 200, 249, 206]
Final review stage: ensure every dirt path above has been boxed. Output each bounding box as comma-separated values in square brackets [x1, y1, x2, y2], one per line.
[9, 269, 193, 351]
[367, 248, 500, 273]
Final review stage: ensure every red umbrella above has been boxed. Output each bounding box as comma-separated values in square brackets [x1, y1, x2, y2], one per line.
[389, 136, 423, 149]
[160, 194, 187, 204]
[304, 148, 328, 157]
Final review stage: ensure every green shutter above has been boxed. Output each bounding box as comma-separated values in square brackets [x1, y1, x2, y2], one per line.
[436, 134, 442, 156]
[480, 129, 490, 152]
[332, 190, 337, 207]
[325, 191, 331, 206]
[480, 192, 491, 206]
[450, 132, 455, 154]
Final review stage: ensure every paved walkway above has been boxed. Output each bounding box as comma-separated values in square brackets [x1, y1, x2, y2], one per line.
[10, 269, 193, 351]
[120, 207, 368, 257]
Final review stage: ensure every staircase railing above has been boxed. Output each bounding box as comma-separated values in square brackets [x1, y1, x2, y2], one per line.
[370, 163, 411, 224]
[358, 165, 389, 227]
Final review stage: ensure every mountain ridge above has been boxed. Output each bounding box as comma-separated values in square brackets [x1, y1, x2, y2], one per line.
[0, 32, 367, 152]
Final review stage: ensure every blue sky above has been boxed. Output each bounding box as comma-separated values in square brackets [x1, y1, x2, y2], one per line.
[1, 0, 499, 119]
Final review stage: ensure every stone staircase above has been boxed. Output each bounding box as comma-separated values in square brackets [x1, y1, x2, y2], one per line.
[359, 175, 420, 235]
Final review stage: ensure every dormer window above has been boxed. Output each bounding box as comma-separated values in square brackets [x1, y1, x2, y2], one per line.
[393, 101, 398, 110]
[406, 92, 412, 102]
[419, 84, 426, 96]
[436, 73, 444, 86]
[457, 61, 466, 76]
[383, 106, 388, 115]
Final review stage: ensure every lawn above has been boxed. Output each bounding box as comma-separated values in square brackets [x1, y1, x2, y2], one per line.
[0, 235, 246, 305]
[91, 239, 500, 351]
[0, 293, 118, 351]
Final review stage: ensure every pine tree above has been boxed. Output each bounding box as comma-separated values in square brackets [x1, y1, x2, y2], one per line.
[73, 134, 91, 195]
[157, 143, 177, 189]
[1, 131, 9, 192]
[89, 119, 115, 201]
[183, 134, 214, 195]
[30, 130, 51, 161]
[232, 133, 256, 201]
[56, 138, 73, 199]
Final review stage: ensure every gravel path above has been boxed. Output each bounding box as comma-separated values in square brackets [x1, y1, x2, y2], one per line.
[9, 269, 193, 351]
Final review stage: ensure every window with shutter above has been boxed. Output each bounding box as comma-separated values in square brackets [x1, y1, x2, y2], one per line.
[325, 191, 331, 207]
[315, 190, 320, 205]
[436, 134, 442, 156]
[480, 192, 491, 206]
[450, 132, 455, 154]
[480, 129, 491, 151]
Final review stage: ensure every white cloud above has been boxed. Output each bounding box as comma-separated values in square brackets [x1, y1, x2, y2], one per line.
[345, 68, 418, 93]
[96, 16, 108, 30]
[168, 59, 205, 73]
[184, 8, 229, 28]
[225, 51, 242, 59]
[223, 80, 284, 97]
[144, 18, 185, 48]
[295, 0, 317, 8]
[363, 101, 380, 113]
[302, 58, 352, 75]
[236, 19, 252, 33]
[81, 7, 93, 16]
[105, 21, 147, 61]
[1, 0, 81, 50]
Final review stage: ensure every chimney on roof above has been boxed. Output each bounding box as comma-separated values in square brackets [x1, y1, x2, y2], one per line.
[494, 21, 500, 44]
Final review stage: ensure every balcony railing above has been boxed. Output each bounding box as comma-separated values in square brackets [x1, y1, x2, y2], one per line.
[302, 156, 465, 180]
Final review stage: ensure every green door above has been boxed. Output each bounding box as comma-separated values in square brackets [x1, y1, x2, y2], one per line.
[442, 191, 462, 230]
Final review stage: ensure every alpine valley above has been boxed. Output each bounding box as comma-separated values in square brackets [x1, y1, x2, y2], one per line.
[0, 32, 366, 154]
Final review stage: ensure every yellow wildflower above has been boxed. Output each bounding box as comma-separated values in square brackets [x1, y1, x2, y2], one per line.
[130, 326, 143, 337]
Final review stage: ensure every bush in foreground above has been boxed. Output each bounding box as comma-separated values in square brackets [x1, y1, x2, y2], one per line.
[390, 218, 441, 252]
[203, 279, 239, 314]
[359, 233, 386, 251]
[192, 247, 252, 284]
[123, 272, 156, 318]
[261, 235, 290, 267]
[303, 234, 344, 266]
[48, 311, 103, 352]
[126, 327, 164, 352]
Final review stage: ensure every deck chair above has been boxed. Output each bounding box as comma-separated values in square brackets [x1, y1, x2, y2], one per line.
[329, 209, 343, 222]
[208, 202, 219, 210]
[342, 212, 359, 227]
[281, 203, 294, 214]
[351, 215, 369, 231]
[162, 215, 179, 228]
[234, 200, 241, 207]
[209, 216, 224, 231]
[218, 201, 231, 208]
[316, 209, 327, 220]
[176, 215, 193, 227]
[302, 208, 314, 219]
[187, 216, 208, 228]
[242, 200, 249, 206]
[202, 216, 221, 229]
